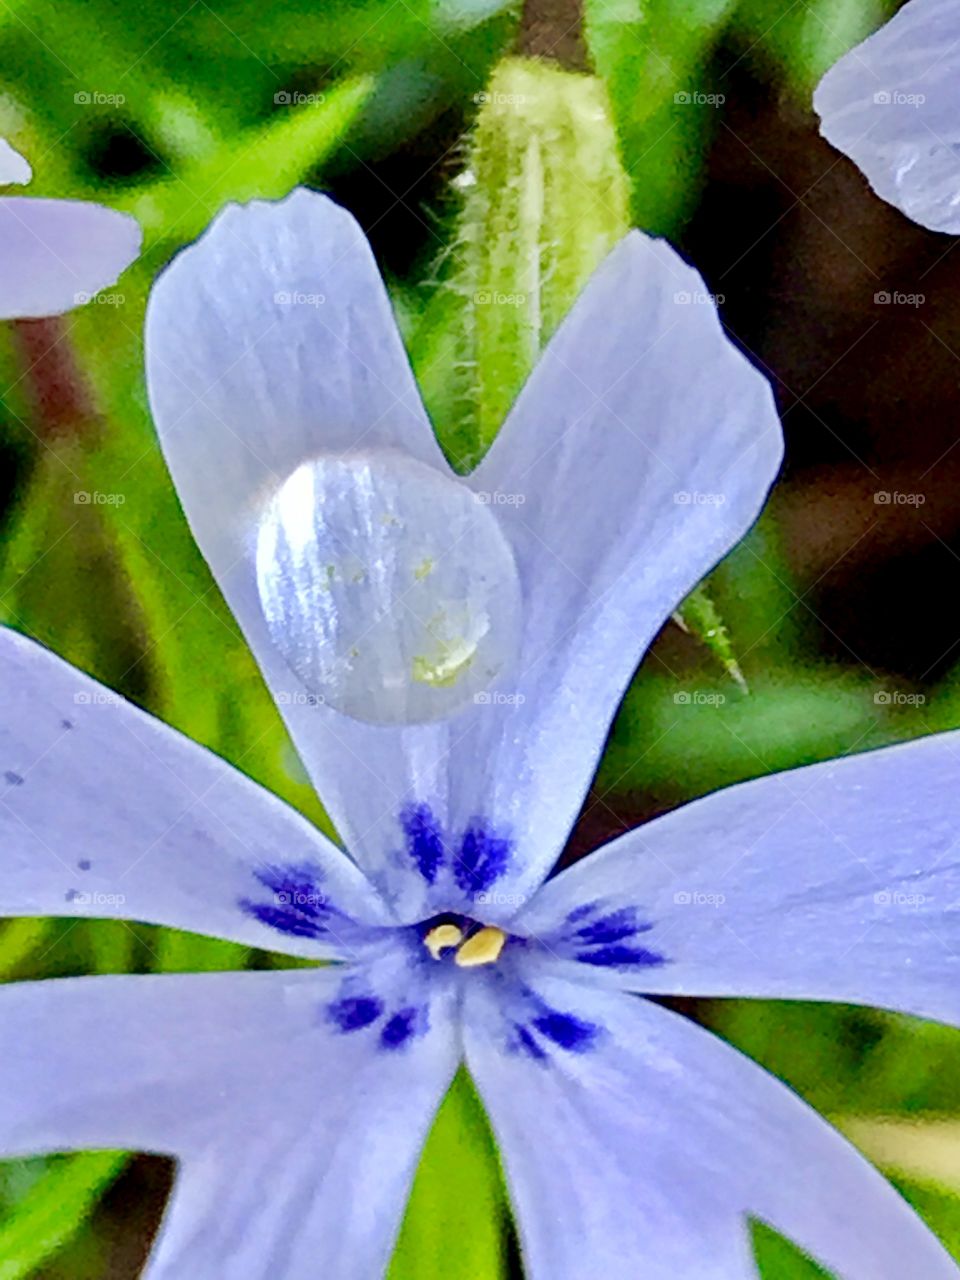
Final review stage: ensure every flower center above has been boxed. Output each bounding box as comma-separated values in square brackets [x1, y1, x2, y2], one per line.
[255, 449, 522, 726]
[421, 916, 508, 968]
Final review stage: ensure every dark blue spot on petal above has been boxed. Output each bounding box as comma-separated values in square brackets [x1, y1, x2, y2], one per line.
[252, 864, 329, 920]
[532, 1010, 600, 1053]
[400, 804, 445, 884]
[77, 859, 92, 872]
[239, 862, 345, 941]
[566, 902, 596, 924]
[380, 1004, 428, 1049]
[327, 995, 384, 1032]
[4, 771, 24, 786]
[576, 945, 666, 968]
[454, 823, 511, 895]
[575, 908, 651, 946]
[514, 1023, 548, 1061]
[239, 900, 325, 939]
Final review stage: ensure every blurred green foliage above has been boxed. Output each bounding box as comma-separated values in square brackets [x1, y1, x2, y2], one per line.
[2, 0, 960, 1277]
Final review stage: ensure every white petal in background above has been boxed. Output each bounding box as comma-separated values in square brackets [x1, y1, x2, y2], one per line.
[0, 969, 460, 1279]
[814, 0, 960, 233]
[146, 192, 783, 921]
[465, 976, 960, 1279]
[0, 627, 389, 958]
[0, 196, 141, 320]
[519, 731, 960, 1025]
[0, 138, 31, 185]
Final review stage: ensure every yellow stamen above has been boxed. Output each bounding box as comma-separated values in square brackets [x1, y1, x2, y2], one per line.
[455, 925, 507, 968]
[424, 922, 464, 960]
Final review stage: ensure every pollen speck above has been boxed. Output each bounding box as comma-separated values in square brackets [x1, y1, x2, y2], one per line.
[455, 925, 506, 968]
[413, 557, 434, 581]
[424, 922, 463, 959]
[412, 638, 476, 688]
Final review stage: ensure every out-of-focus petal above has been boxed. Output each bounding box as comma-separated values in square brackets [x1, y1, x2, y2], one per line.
[0, 138, 31, 185]
[465, 974, 959, 1278]
[814, 0, 960, 233]
[517, 731, 960, 1025]
[0, 968, 459, 1278]
[0, 197, 140, 319]
[0, 627, 389, 958]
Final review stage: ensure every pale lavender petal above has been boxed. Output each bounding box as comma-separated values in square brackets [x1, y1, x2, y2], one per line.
[814, 0, 960, 232]
[0, 967, 458, 1278]
[146, 194, 782, 923]
[0, 138, 31, 185]
[517, 731, 960, 1026]
[460, 231, 783, 901]
[465, 974, 959, 1278]
[0, 627, 389, 958]
[0, 197, 140, 319]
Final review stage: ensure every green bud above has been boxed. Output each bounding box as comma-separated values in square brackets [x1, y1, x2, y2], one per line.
[413, 57, 630, 469]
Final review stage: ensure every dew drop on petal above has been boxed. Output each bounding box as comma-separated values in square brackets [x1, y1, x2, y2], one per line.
[255, 450, 522, 725]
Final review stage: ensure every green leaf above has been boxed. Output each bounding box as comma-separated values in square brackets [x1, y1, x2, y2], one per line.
[675, 582, 747, 689]
[584, 0, 738, 234]
[0, 1153, 126, 1280]
[118, 75, 373, 249]
[728, 0, 891, 97]
[0, 919, 51, 980]
[390, 1071, 507, 1280]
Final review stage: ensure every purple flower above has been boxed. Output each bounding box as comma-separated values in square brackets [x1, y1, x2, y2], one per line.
[0, 136, 140, 319]
[814, 0, 960, 233]
[1, 190, 958, 1276]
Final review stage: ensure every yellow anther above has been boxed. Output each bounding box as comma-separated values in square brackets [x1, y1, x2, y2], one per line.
[454, 925, 507, 968]
[424, 922, 464, 960]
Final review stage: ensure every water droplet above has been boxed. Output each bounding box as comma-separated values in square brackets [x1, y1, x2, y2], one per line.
[255, 450, 522, 725]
